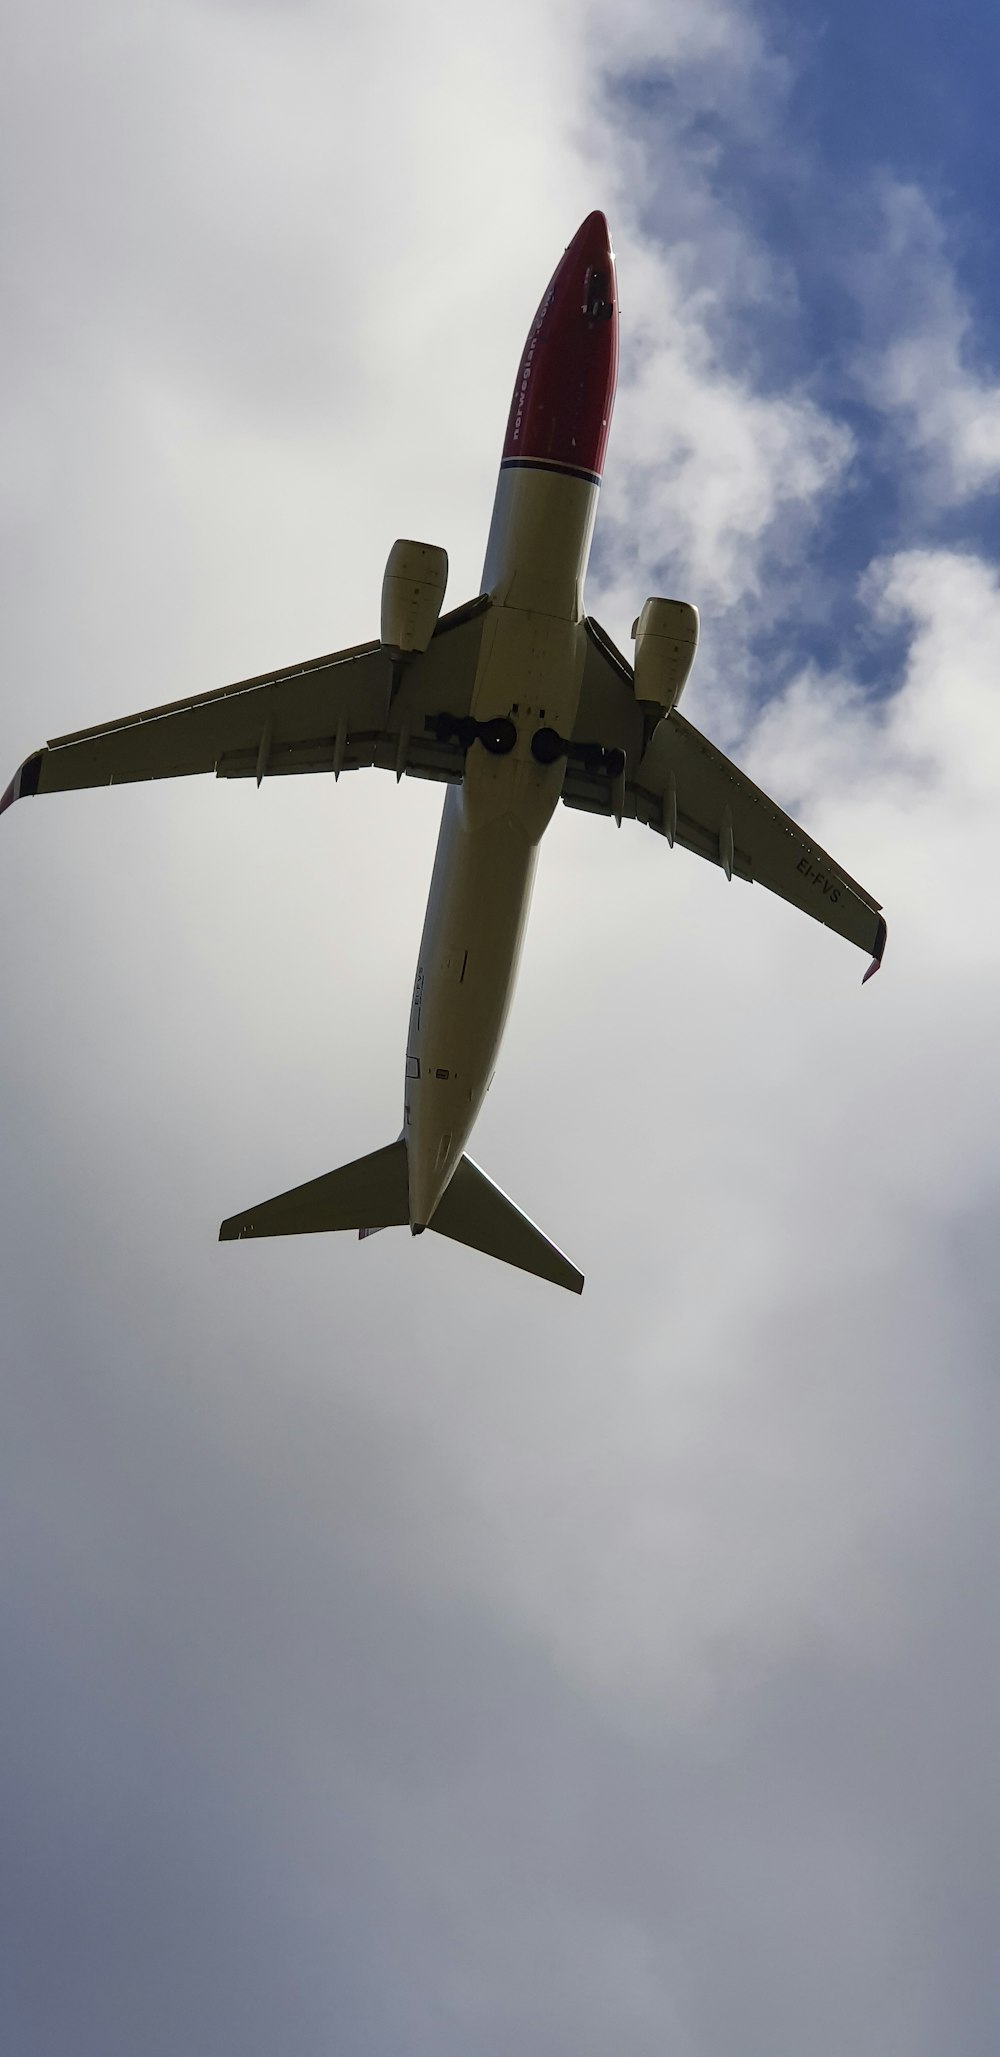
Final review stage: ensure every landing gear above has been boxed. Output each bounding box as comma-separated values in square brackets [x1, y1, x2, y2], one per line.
[530, 726, 565, 766]
[427, 711, 627, 791]
[479, 717, 517, 757]
[429, 712, 516, 755]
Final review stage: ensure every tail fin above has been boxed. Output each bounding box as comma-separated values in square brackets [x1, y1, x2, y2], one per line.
[219, 1139, 408, 1240]
[220, 1139, 583, 1294]
[430, 1155, 584, 1294]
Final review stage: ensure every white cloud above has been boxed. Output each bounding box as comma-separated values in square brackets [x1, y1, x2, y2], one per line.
[859, 182, 1000, 503]
[600, 240, 852, 613]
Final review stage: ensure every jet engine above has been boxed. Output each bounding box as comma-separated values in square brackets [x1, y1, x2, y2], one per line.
[381, 540, 449, 658]
[631, 597, 699, 716]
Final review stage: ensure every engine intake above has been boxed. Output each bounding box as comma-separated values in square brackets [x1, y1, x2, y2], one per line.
[631, 597, 699, 715]
[381, 540, 449, 658]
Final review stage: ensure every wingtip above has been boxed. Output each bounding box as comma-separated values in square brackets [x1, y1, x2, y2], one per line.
[862, 915, 888, 985]
[1, 750, 44, 817]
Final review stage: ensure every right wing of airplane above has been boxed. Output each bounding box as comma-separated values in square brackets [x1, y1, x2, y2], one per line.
[1, 596, 490, 814]
[564, 618, 887, 980]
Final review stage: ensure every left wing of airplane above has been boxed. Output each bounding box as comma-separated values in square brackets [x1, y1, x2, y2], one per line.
[1, 595, 490, 813]
[566, 619, 887, 980]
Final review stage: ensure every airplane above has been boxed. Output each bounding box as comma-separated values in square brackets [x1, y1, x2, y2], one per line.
[2, 211, 885, 1294]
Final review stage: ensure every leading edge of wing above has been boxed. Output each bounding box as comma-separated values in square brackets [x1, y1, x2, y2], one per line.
[47, 595, 488, 752]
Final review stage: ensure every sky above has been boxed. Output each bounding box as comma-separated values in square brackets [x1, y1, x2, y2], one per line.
[1, 2, 997, 2053]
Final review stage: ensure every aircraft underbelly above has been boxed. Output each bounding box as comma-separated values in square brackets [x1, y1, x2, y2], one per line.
[404, 465, 601, 1226]
[405, 786, 538, 1225]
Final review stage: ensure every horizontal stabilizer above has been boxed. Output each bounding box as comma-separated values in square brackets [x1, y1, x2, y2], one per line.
[220, 1139, 408, 1240]
[220, 1137, 583, 1293]
[430, 1156, 583, 1294]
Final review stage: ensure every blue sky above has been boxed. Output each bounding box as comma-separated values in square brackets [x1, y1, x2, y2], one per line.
[1, 4, 996, 2055]
[778, 0, 1000, 216]
[604, 0, 1000, 690]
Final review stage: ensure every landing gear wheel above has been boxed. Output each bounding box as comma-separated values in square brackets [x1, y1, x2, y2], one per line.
[479, 717, 517, 756]
[531, 726, 565, 766]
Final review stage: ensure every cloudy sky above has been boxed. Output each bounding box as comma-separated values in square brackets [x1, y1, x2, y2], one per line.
[2, 2, 997, 2051]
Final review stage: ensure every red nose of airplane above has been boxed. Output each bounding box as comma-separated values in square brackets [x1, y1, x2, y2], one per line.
[502, 211, 619, 483]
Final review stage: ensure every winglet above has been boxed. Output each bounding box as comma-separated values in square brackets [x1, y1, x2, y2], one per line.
[0, 751, 44, 817]
[862, 915, 887, 985]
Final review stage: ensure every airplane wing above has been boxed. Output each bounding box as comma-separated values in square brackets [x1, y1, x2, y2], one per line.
[564, 618, 887, 980]
[1, 596, 489, 814]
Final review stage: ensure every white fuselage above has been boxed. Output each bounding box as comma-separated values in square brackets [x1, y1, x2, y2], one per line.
[404, 464, 599, 1226]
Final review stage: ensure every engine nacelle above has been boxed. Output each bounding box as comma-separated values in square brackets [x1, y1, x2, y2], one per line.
[631, 597, 699, 714]
[381, 539, 449, 657]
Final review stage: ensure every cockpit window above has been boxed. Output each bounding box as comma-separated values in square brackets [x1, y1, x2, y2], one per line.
[582, 267, 614, 322]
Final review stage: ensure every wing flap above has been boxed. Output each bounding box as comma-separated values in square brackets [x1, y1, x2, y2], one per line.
[213, 727, 465, 786]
